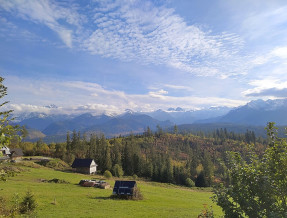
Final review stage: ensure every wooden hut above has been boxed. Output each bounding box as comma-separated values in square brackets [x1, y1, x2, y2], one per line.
[9, 148, 24, 160]
[112, 180, 137, 196]
[71, 158, 98, 174]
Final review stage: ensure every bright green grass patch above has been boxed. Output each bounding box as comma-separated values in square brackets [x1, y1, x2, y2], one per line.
[0, 162, 222, 217]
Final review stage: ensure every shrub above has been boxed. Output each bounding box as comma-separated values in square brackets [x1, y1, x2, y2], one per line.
[0, 197, 9, 216]
[112, 164, 124, 177]
[20, 190, 37, 214]
[45, 159, 70, 170]
[0, 191, 37, 216]
[185, 178, 195, 187]
[198, 204, 214, 218]
[132, 174, 138, 180]
[47, 178, 70, 184]
[132, 187, 143, 200]
[0, 166, 23, 181]
[103, 170, 112, 179]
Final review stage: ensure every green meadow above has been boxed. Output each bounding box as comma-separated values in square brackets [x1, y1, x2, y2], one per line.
[0, 161, 222, 217]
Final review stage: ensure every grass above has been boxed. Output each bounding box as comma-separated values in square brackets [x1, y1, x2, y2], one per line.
[0, 161, 223, 217]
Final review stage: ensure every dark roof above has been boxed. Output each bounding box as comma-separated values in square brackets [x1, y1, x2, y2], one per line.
[113, 180, 137, 196]
[71, 158, 97, 168]
[10, 148, 24, 157]
[114, 180, 137, 188]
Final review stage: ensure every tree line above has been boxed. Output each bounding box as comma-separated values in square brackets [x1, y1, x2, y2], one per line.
[15, 127, 267, 187]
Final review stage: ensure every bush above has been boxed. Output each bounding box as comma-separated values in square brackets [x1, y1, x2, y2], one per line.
[132, 187, 143, 200]
[132, 174, 138, 180]
[0, 166, 23, 181]
[198, 204, 214, 218]
[20, 190, 37, 214]
[0, 191, 37, 216]
[112, 164, 124, 177]
[47, 178, 70, 184]
[185, 178, 195, 187]
[45, 159, 70, 170]
[103, 170, 112, 179]
[0, 197, 9, 216]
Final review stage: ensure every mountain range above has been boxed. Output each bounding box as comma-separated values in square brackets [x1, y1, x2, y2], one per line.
[15, 98, 287, 142]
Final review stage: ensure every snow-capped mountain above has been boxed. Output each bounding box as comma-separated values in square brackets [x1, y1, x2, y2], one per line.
[199, 99, 287, 125]
[145, 106, 231, 124]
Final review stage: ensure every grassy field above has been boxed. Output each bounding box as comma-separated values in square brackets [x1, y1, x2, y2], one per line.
[0, 161, 223, 217]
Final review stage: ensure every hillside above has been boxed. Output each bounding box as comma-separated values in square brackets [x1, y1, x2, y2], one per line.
[0, 160, 222, 217]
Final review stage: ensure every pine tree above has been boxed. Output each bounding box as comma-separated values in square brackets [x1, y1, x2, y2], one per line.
[104, 146, 112, 171]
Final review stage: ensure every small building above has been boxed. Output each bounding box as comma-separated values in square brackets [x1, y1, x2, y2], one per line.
[71, 158, 98, 174]
[113, 180, 137, 196]
[0, 146, 11, 156]
[9, 148, 24, 160]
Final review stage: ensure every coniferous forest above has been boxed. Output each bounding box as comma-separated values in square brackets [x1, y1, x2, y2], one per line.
[13, 127, 268, 187]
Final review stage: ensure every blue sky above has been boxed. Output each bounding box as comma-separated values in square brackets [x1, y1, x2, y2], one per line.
[1, 0, 287, 115]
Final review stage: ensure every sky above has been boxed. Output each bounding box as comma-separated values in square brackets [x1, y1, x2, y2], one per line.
[1, 0, 287, 115]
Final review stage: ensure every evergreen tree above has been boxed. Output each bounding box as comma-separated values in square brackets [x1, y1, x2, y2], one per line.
[165, 157, 174, 183]
[122, 142, 133, 175]
[202, 150, 214, 186]
[103, 146, 112, 171]
[174, 125, 178, 135]
[66, 132, 71, 152]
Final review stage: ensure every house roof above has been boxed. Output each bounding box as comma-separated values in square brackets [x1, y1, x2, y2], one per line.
[113, 180, 137, 196]
[114, 180, 137, 188]
[71, 158, 97, 168]
[10, 148, 24, 157]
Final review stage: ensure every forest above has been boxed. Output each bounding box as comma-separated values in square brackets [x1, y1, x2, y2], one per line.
[12, 126, 268, 187]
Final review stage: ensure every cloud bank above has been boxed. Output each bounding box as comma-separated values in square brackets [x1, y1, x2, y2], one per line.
[5, 76, 245, 115]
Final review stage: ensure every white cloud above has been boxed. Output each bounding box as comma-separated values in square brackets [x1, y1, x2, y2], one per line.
[243, 78, 287, 98]
[163, 84, 193, 92]
[0, 0, 254, 78]
[5, 76, 245, 115]
[271, 46, 287, 59]
[81, 0, 247, 78]
[148, 89, 168, 99]
[0, 0, 84, 47]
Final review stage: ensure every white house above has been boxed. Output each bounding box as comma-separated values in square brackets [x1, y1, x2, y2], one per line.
[0, 146, 11, 156]
[71, 158, 98, 174]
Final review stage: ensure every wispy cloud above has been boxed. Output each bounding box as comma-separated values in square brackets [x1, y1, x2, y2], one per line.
[0, 0, 84, 47]
[0, 0, 253, 78]
[241, 5, 287, 41]
[81, 0, 247, 78]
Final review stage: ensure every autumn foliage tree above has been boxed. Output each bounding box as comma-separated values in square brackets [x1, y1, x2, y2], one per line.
[0, 77, 22, 147]
[213, 122, 287, 217]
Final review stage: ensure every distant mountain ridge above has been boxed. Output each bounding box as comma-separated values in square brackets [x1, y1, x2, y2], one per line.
[14, 98, 287, 142]
[197, 99, 287, 126]
[144, 106, 231, 124]
[18, 112, 173, 142]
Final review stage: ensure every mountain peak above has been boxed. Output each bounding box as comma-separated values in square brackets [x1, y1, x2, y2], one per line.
[45, 104, 58, 109]
[246, 98, 287, 111]
[125, 109, 135, 114]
